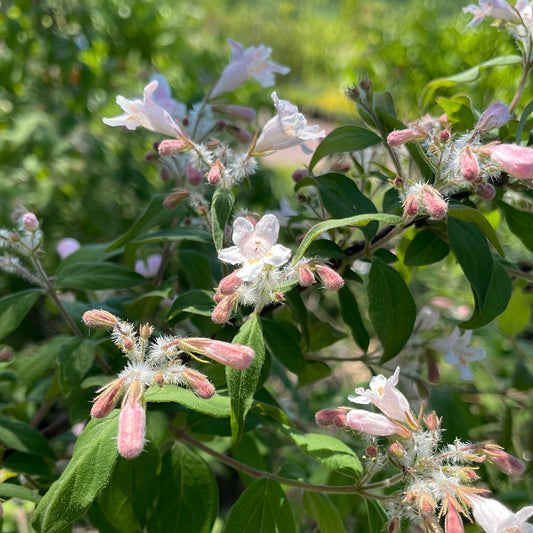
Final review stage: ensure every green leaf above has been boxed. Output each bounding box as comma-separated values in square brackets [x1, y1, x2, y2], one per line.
[58, 339, 96, 396]
[309, 125, 381, 171]
[419, 55, 521, 110]
[147, 443, 218, 533]
[176, 249, 216, 290]
[435, 95, 476, 129]
[211, 187, 235, 250]
[0, 289, 42, 341]
[448, 205, 505, 257]
[497, 200, 533, 252]
[56, 262, 146, 290]
[0, 418, 55, 459]
[0, 483, 41, 504]
[293, 213, 402, 263]
[168, 289, 216, 319]
[298, 360, 332, 386]
[280, 426, 362, 479]
[338, 285, 369, 351]
[368, 259, 416, 362]
[403, 230, 449, 266]
[226, 314, 265, 444]
[515, 98, 533, 143]
[129, 226, 212, 245]
[261, 318, 305, 374]
[303, 492, 346, 533]
[364, 499, 389, 533]
[32, 414, 119, 533]
[223, 478, 295, 533]
[497, 287, 531, 337]
[305, 239, 346, 259]
[144, 385, 231, 417]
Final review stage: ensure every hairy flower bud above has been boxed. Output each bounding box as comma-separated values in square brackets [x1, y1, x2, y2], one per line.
[22, 213, 40, 232]
[163, 189, 189, 210]
[444, 500, 465, 533]
[207, 161, 224, 186]
[298, 265, 315, 287]
[420, 185, 447, 219]
[403, 194, 419, 217]
[476, 182, 496, 200]
[218, 270, 244, 295]
[483, 446, 525, 477]
[187, 162, 203, 186]
[211, 294, 237, 324]
[83, 309, 119, 329]
[387, 128, 427, 146]
[178, 338, 254, 369]
[91, 379, 124, 418]
[182, 368, 216, 399]
[460, 147, 480, 182]
[117, 398, 146, 459]
[158, 139, 190, 156]
[316, 266, 344, 290]
[315, 408, 347, 427]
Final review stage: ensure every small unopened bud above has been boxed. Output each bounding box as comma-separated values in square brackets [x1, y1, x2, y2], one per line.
[218, 270, 244, 295]
[291, 169, 310, 182]
[212, 104, 256, 123]
[476, 101, 510, 133]
[0, 349, 13, 362]
[424, 411, 441, 431]
[158, 139, 190, 156]
[179, 338, 254, 370]
[444, 502, 465, 533]
[298, 266, 315, 287]
[476, 182, 496, 200]
[187, 162, 203, 186]
[82, 309, 119, 329]
[91, 379, 124, 418]
[387, 128, 427, 146]
[393, 176, 403, 187]
[140, 323, 154, 339]
[439, 129, 451, 142]
[420, 185, 447, 219]
[387, 517, 401, 533]
[460, 468, 478, 481]
[211, 294, 236, 324]
[22, 213, 39, 232]
[460, 147, 480, 182]
[207, 161, 224, 186]
[403, 194, 419, 217]
[183, 368, 216, 399]
[226, 124, 253, 144]
[163, 189, 189, 210]
[117, 399, 146, 459]
[144, 151, 159, 162]
[419, 492, 436, 514]
[366, 445, 377, 457]
[316, 266, 344, 290]
[315, 408, 347, 427]
[484, 447, 525, 477]
[389, 442, 405, 457]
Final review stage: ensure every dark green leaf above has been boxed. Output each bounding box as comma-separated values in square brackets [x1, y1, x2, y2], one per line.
[308, 322, 345, 351]
[0, 483, 41, 504]
[177, 249, 216, 290]
[0, 418, 55, 459]
[284, 289, 310, 348]
[226, 314, 265, 444]
[515, 98, 533, 143]
[223, 478, 295, 533]
[298, 360, 332, 386]
[364, 499, 389, 533]
[368, 259, 416, 362]
[403, 230, 449, 266]
[303, 492, 346, 533]
[261, 318, 305, 374]
[32, 414, 119, 533]
[497, 200, 533, 252]
[309, 126, 381, 171]
[58, 339, 97, 396]
[0, 289, 42, 341]
[147, 443, 218, 533]
[211, 187, 235, 250]
[168, 289, 216, 319]
[305, 239, 346, 259]
[129, 226, 212, 245]
[338, 285, 369, 351]
[56, 262, 146, 290]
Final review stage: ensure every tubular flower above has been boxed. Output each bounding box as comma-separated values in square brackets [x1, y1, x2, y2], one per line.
[253, 92, 325, 154]
[483, 143, 533, 182]
[210, 39, 290, 99]
[462, 0, 521, 27]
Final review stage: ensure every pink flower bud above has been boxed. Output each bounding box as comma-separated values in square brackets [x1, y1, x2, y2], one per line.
[179, 338, 254, 369]
[424, 411, 441, 431]
[82, 309, 119, 329]
[182, 368, 216, 399]
[387, 128, 426, 146]
[315, 408, 347, 427]
[444, 502, 465, 533]
[346, 409, 410, 437]
[163, 189, 189, 210]
[460, 147, 480, 182]
[439, 129, 451, 142]
[484, 143, 533, 181]
[218, 270, 244, 295]
[387, 518, 401, 533]
[187, 162, 203, 186]
[158, 139, 190, 156]
[476, 182, 496, 200]
[389, 442, 405, 457]
[484, 447, 525, 476]
[22, 213, 39, 232]
[212, 104, 256, 123]
[366, 445, 377, 457]
[393, 176, 403, 187]
[91, 379, 124, 418]
[0, 349, 13, 362]
[403, 194, 419, 217]
[291, 169, 310, 182]
[298, 266, 315, 287]
[117, 399, 146, 459]
[56, 237, 81, 259]
[476, 101, 510, 133]
[211, 294, 236, 324]
[420, 185, 447, 219]
[316, 266, 344, 290]
[207, 161, 223, 186]
[226, 124, 253, 144]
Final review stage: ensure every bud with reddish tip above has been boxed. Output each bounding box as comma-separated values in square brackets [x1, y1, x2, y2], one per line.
[483, 446, 525, 477]
[460, 147, 480, 182]
[218, 270, 244, 295]
[91, 378, 125, 418]
[483, 143, 533, 181]
[207, 161, 224, 186]
[403, 194, 419, 217]
[387, 128, 427, 146]
[158, 139, 190, 156]
[212, 294, 237, 324]
[439, 129, 451, 142]
[316, 266, 344, 290]
[182, 368, 216, 399]
[424, 411, 441, 431]
[178, 338, 254, 370]
[22, 213, 39, 232]
[82, 309, 119, 329]
[420, 185, 447, 219]
[117, 398, 146, 459]
[163, 189, 189, 210]
[187, 162, 203, 186]
[389, 442, 405, 457]
[298, 266, 315, 287]
[226, 124, 253, 144]
[444, 502, 465, 533]
[315, 408, 347, 427]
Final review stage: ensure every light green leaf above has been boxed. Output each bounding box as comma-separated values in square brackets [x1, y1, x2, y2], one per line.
[497, 287, 531, 337]
[0, 483, 41, 504]
[0, 289, 42, 341]
[303, 492, 346, 533]
[129, 226, 211, 245]
[497, 200, 533, 252]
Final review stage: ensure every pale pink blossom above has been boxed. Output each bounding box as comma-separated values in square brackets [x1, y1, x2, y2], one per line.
[463, 0, 521, 27]
[476, 101, 510, 132]
[432, 328, 486, 380]
[178, 338, 254, 369]
[218, 214, 292, 282]
[348, 367, 415, 425]
[484, 143, 533, 181]
[22, 213, 39, 232]
[387, 128, 427, 146]
[468, 493, 533, 533]
[346, 409, 410, 437]
[254, 92, 325, 154]
[134, 254, 162, 278]
[56, 237, 81, 259]
[117, 399, 146, 459]
[210, 39, 290, 99]
[103, 80, 185, 138]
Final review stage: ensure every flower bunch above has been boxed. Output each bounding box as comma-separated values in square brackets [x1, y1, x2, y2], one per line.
[213, 213, 344, 321]
[82, 309, 254, 458]
[316, 367, 529, 533]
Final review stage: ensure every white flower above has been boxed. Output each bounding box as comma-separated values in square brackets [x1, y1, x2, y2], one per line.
[468, 493, 533, 533]
[103, 80, 185, 138]
[218, 214, 292, 282]
[348, 367, 415, 425]
[432, 327, 486, 380]
[210, 39, 290, 99]
[149, 74, 187, 119]
[254, 92, 325, 154]
[463, 0, 521, 27]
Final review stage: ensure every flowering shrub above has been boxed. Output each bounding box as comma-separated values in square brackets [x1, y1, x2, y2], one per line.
[0, 2, 532, 532]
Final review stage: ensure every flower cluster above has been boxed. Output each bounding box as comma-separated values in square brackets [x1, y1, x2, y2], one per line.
[212, 213, 344, 322]
[316, 367, 530, 533]
[103, 39, 323, 191]
[82, 309, 254, 458]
